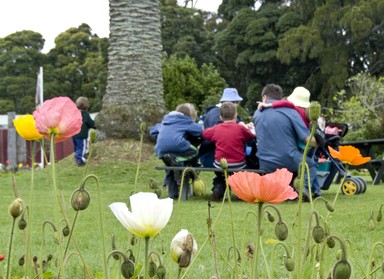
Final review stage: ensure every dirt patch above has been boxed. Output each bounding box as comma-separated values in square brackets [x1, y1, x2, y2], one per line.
[91, 138, 156, 164]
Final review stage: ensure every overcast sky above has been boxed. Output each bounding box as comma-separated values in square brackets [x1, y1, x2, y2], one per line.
[0, 0, 221, 53]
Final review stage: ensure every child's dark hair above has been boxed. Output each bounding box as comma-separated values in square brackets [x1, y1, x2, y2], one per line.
[220, 102, 237, 121]
[76, 97, 90, 110]
[176, 103, 197, 120]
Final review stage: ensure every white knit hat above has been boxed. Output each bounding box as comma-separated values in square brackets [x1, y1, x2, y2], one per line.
[287, 87, 310, 108]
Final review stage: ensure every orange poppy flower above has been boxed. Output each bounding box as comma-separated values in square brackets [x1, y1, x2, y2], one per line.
[328, 145, 371, 166]
[226, 168, 297, 204]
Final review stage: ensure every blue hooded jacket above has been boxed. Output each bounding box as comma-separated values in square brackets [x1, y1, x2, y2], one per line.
[150, 112, 203, 158]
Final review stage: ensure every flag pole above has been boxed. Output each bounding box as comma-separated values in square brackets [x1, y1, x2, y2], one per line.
[36, 67, 44, 168]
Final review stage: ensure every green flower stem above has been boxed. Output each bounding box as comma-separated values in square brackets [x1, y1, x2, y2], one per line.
[144, 236, 150, 279]
[134, 124, 145, 192]
[252, 202, 263, 279]
[6, 218, 16, 279]
[24, 141, 36, 278]
[223, 168, 238, 278]
[366, 242, 384, 277]
[294, 121, 317, 278]
[49, 134, 64, 278]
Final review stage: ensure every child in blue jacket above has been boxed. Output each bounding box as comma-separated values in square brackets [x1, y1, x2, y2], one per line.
[150, 103, 202, 199]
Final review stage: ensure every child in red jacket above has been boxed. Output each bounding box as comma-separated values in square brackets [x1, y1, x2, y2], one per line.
[203, 102, 255, 201]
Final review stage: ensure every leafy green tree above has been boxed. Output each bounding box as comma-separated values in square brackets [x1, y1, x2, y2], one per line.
[44, 24, 108, 111]
[161, 4, 215, 67]
[331, 73, 384, 140]
[0, 31, 45, 113]
[162, 55, 226, 114]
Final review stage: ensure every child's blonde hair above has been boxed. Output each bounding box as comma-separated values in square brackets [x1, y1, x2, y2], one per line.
[176, 103, 197, 120]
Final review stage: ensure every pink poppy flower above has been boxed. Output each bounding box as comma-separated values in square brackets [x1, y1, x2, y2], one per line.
[227, 168, 297, 204]
[33, 97, 82, 142]
[0, 254, 4, 261]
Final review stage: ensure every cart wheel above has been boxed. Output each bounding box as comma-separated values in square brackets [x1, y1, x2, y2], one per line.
[355, 177, 367, 193]
[342, 178, 359, 195]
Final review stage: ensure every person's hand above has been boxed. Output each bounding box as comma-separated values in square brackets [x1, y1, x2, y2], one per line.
[257, 101, 272, 111]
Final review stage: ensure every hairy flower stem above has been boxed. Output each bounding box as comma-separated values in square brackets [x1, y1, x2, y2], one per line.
[24, 141, 36, 278]
[223, 168, 239, 278]
[144, 236, 150, 279]
[252, 202, 263, 279]
[134, 124, 145, 192]
[295, 121, 317, 278]
[6, 218, 16, 279]
[366, 242, 384, 277]
[49, 135, 64, 278]
[207, 202, 220, 279]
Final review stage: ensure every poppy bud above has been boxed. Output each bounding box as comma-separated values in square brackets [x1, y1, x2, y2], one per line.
[156, 265, 166, 279]
[336, 249, 343, 260]
[33, 256, 38, 263]
[332, 259, 352, 279]
[275, 221, 288, 241]
[154, 188, 162, 198]
[131, 235, 137, 246]
[170, 230, 198, 268]
[9, 198, 23, 219]
[284, 257, 295, 272]
[140, 122, 146, 134]
[18, 255, 25, 266]
[47, 254, 53, 262]
[377, 211, 382, 222]
[312, 226, 325, 244]
[326, 236, 336, 248]
[246, 244, 254, 259]
[148, 260, 157, 277]
[53, 231, 60, 245]
[120, 260, 135, 279]
[128, 250, 135, 264]
[193, 178, 206, 196]
[266, 211, 275, 222]
[368, 218, 376, 230]
[148, 179, 158, 189]
[89, 129, 97, 143]
[309, 101, 321, 122]
[325, 202, 335, 212]
[62, 225, 70, 237]
[18, 217, 27, 230]
[220, 158, 228, 169]
[70, 189, 91, 211]
[293, 178, 301, 191]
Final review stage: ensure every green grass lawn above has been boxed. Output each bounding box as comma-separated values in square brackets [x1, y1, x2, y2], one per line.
[1, 139, 383, 278]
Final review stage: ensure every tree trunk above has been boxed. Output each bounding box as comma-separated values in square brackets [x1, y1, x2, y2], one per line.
[96, 0, 166, 139]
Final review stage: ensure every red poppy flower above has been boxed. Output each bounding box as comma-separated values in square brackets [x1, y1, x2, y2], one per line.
[227, 168, 297, 204]
[33, 97, 82, 142]
[0, 254, 4, 261]
[328, 145, 371, 166]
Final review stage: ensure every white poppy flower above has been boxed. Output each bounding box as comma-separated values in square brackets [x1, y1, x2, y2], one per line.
[109, 192, 173, 238]
[170, 229, 198, 267]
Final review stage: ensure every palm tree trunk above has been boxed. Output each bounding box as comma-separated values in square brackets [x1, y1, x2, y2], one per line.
[96, 0, 166, 139]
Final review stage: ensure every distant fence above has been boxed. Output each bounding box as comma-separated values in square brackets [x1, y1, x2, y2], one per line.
[0, 113, 74, 167]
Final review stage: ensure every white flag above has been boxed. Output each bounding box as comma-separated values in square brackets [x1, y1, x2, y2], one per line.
[35, 67, 43, 108]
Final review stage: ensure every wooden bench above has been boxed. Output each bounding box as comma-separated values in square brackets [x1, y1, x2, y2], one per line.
[340, 138, 384, 185]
